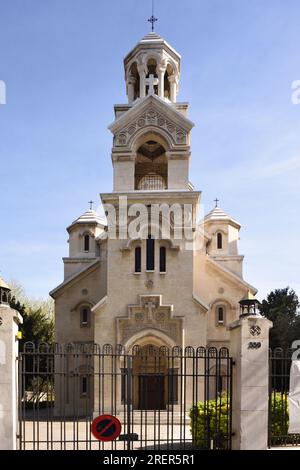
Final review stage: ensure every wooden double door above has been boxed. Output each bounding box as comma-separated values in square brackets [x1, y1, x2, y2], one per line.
[138, 374, 165, 410]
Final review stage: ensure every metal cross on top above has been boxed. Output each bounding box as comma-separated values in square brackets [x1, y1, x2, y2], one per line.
[148, 0, 158, 31]
[88, 201, 94, 210]
[145, 74, 159, 95]
[214, 198, 219, 208]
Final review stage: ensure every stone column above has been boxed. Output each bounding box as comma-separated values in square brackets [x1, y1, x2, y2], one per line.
[228, 314, 272, 450]
[127, 76, 136, 103]
[0, 305, 22, 450]
[138, 65, 146, 99]
[168, 75, 178, 102]
[157, 64, 166, 99]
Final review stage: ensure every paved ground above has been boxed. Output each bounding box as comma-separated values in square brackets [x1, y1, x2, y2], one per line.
[19, 420, 193, 450]
[270, 447, 300, 451]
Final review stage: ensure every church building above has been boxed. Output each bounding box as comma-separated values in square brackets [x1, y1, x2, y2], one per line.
[50, 31, 257, 415]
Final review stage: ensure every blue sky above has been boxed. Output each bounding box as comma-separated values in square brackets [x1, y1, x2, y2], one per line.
[0, 0, 299, 301]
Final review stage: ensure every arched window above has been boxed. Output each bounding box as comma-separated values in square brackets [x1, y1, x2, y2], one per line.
[160, 246, 166, 273]
[217, 232, 223, 250]
[80, 376, 89, 397]
[84, 234, 90, 252]
[146, 235, 155, 271]
[208, 366, 228, 399]
[135, 247, 141, 273]
[217, 306, 225, 325]
[138, 174, 166, 191]
[2, 291, 8, 303]
[80, 306, 91, 328]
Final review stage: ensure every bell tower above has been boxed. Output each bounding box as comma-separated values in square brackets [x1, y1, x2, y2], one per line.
[94, 29, 206, 355]
[108, 32, 194, 192]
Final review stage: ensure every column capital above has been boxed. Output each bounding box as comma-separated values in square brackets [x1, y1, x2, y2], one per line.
[137, 64, 147, 76]
[168, 74, 178, 84]
[111, 151, 137, 163]
[165, 151, 191, 161]
[157, 64, 167, 74]
[127, 75, 137, 85]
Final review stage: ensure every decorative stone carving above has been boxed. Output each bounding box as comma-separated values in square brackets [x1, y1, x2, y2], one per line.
[156, 311, 166, 322]
[128, 124, 137, 135]
[116, 295, 183, 346]
[137, 117, 146, 127]
[116, 133, 127, 146]
[145, 279, 154, 289]
[135, 312, 144, 322]
[176, 131, 186, 144]
[114, 106, 187, 148]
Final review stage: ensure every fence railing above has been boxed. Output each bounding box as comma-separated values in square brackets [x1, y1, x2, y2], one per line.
[18, 342, 233, 451]
[269, 348, 300, 447]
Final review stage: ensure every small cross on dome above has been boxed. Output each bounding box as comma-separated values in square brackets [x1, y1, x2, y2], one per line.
[148, 0, 158, 32]
[214, 198, 219, 208]
[88, 201, 94, 210]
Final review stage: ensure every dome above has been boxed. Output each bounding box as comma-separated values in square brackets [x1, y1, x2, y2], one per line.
[67, 209, 106, 233]
[123, 31, 181, 104]
[0, 276, 10, 290]
[72, 209, 105, 225]
[204, 206, 241, 229]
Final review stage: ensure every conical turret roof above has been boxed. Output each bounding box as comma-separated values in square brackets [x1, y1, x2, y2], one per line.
[67, 209, 106, 232]
[0, 276, 10, 290]
[204, 206, 241, 229]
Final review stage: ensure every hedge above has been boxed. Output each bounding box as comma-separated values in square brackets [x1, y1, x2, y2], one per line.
[189, 395, 230, 449]
[190, 392, 299, 448]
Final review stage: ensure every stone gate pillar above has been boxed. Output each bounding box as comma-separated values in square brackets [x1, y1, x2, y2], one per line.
[0, 304, 22, 450]
[228, 305, 272, 450]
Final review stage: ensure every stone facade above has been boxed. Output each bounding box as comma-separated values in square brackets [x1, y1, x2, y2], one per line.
[50, 32, 257, 414]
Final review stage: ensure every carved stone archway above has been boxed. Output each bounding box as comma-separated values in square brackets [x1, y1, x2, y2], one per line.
[116, 295, 183, 347]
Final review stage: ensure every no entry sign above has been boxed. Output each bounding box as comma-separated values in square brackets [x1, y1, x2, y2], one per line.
[91, 415, 122, 442]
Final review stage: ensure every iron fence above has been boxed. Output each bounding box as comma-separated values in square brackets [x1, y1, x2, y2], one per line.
[269, 348, 300, 447]
[18, 342, 233, 450]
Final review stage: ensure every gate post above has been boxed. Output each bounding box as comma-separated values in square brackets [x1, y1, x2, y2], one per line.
[228, 304, 272, 450]
[0, 301, 22, 450]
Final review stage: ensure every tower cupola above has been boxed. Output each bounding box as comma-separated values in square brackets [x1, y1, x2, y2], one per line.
[124, 32, 181, 104]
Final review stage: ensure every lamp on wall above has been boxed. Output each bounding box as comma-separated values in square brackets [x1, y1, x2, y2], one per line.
[239, 298, 261, 317]
[0, 277, 11, 306]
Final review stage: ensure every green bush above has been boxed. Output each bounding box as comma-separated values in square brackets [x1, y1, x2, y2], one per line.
[189, 395, 230, 449]
[191, 392, 298, 448]
[269, 392, 289, 437]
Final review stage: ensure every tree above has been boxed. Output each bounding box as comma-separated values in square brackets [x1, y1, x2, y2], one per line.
[9, 282, 54, 349]
[259, 287, 300, 350]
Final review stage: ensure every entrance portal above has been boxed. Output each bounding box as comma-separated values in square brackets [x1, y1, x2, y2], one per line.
[132, 344, 168, 410]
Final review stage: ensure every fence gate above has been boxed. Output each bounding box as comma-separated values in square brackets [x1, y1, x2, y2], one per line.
[269, 348, 300, 447]
[18, 343, 233, 450]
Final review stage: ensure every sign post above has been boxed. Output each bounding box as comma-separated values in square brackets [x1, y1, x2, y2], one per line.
[91, 415, 122, 442]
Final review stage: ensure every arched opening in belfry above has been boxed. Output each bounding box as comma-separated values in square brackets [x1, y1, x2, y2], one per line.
[128, 62, 140, 101]
[135, 138, 168, 190]
[164, 64, 174, 100]
[146, 58, 158, 95]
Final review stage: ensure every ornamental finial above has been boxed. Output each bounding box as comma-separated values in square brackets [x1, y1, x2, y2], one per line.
[148, 0, 158, 32]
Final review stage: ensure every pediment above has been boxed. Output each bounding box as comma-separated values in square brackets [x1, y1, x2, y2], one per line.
[108, 95, 194, 150]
